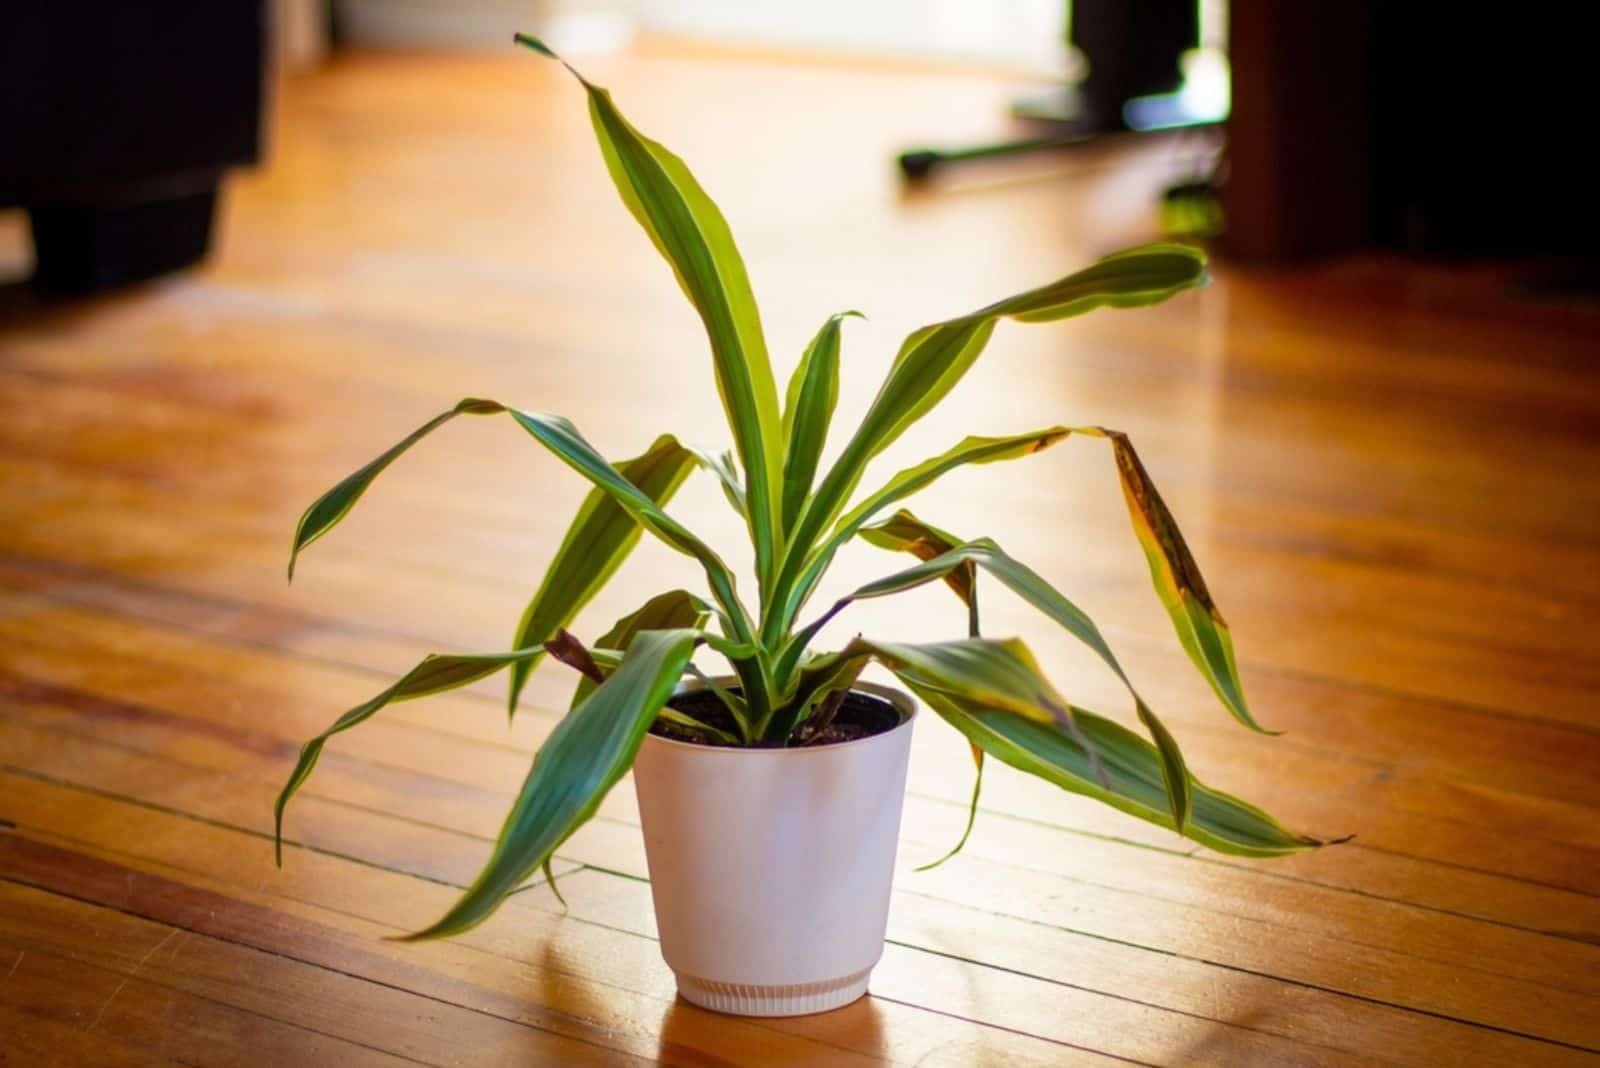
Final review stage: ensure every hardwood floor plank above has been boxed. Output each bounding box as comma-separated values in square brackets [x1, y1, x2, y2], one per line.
[5, 737, 1595, 1062]
[0, 880, 645, 1066]
[0, 828, 1121, 1067]
[8, 595, 1599, 932]
[0, 830, 1376, 1067]
[0, 1001, 188, 1068]
[0, 940, 427, 1067]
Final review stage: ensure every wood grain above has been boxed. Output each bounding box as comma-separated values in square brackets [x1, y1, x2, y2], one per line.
[2, 42, 1597, 1066]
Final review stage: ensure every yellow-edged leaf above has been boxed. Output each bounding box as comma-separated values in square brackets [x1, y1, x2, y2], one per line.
[518, 34, 785, 601]
[506, 435, 701, 719]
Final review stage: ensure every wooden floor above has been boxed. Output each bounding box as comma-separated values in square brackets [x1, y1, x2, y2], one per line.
[3, 44, 1598, 1067]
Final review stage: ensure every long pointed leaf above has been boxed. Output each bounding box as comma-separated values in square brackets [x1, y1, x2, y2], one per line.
[844, 636, 1079, 729]
[858, 508, 971, 600]
[773, 244, 1207, 630]
[858, 517, 984, 868]
[287, 397, 502, 580]
[916, 742, 984, 871]
[284, 398, 755, 644]
[518, 34, 785, 601]
[1077, 427, 1266, 734]
[274, 643, 547, 864]
[400, 628, 700, 940]
[506, 435, 701, 719]
[843, 517, 1189, 828]
[775, 427, 1071, 636]
[913, 684, 1332, 857]
[780, 310, 860, 532]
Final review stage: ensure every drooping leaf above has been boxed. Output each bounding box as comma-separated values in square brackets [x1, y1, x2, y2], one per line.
[780, 311, 861, 532]
[859, 509, 984, 863]
[774, 244, 1207, 623]
[1077, 427, 1266, 734]
[287, 397, 503, 581]
[914, 685, 1332, 857]
[916, 742, 984, 872]
[274, 643, 547, 864]
[283, 399, 757, 646]
[858, 508, 971, 601]
[517, 34, 785, 602]
[842, 518, 1189, 828]
[400, 628, 701, 940]
[506, 434, 701, 719]
[773, 427, 1072, 638]
[846, 636, 1082, 730]
[782, 634, 1108, 779]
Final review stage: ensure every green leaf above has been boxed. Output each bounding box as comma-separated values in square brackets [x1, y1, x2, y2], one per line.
[786, 634, 1110, 784]
[570, 589, 712, 709]
[512, 31, 558, 59]
[506, 435, 702, 720]
[768, 644, 870, 743]
[519, 34, 785, 602]
[781, 311, 861, 532]
[283, 399, 756, 647]
[274, 643, 548, 865]
[400, 628, 701, 940]
[858, 508, 971, 601]
[287, 397, 502, 581]
[775, 651, 864, 744]
[914, 685, 1332, 857]
[774, 427, 1072, 638]
[1077, 427, 1267, 734]
[682, 664, 751, 742]
[847, 636, 1080, 729]
[684, 443, 746, 517]
[548, 624, 740, 744]
[656, 698, 743, 746]
[847, 533, 983, 869]
[844, 517, 1189, 829]
[495, 405, 756, 645]
[773, 244, 1207, 630]
[916, 741, 983, 872]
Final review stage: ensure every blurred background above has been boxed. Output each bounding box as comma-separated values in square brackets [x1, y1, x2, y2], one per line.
[2, 1, 1593, 292]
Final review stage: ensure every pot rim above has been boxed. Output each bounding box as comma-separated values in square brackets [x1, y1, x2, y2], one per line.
[643, 677, 916, 758]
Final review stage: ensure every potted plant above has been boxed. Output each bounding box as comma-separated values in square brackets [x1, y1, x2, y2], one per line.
[273, 34, 1340, 1017]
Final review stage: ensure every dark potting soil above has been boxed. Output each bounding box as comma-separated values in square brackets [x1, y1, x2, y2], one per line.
[653, 689, 901, 748]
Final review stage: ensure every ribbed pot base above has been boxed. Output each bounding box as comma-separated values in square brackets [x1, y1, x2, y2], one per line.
[674, 967, 872, 1016]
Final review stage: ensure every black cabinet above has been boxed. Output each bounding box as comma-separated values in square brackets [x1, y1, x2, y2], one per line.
[1, 4, 266, 291]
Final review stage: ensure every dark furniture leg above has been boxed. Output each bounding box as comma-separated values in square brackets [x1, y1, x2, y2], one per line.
[28, 184, 220, 293]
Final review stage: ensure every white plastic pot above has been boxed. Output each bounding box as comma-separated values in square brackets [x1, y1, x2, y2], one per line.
[631, 680, 916, 1016]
